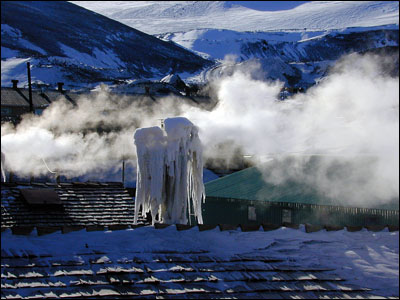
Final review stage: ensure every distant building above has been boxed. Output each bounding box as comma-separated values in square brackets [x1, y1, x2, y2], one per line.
[1, 80, 209, 124]
[0, 81, 78, 124]
[203, 166, 399, 227]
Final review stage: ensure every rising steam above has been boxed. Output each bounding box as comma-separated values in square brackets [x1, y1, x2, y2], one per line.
[184, 52, 399, 207]
[1, 52, 398, 207]
[1, 91, 190, 177]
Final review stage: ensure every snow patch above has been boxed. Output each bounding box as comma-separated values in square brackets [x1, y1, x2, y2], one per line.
[1, 57, 31, 87]
[1, 46, 20, 59]
[18, 39, 47, 55]
[1, 24, 22, 38]
[58, 43, 125, 69]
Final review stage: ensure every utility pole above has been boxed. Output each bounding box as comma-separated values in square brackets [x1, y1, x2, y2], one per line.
[27, 62, 33, 113]
[122, 159, 125, 187]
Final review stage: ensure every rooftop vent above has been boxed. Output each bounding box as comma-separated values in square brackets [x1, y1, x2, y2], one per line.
[57, 82, 64, 92]
[11, 80, 19, 89]
[21, 189, 61, 206]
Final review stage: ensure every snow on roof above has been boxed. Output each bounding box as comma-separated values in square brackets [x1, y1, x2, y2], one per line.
[159, 74, 186, 89]
[1, 225, 398, 298]
[160, 74, 181, 84]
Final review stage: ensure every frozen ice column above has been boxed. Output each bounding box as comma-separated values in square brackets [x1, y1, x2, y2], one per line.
[133, 117, 205, 225]
[1, 151, 6, 182]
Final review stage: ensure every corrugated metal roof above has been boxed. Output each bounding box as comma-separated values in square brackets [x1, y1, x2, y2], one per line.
[20, 189, 61, 205]
[19, 90, 51, 107]
[45, 90, 79, 105]
[1, 182, 148, 228]
[206, 167, 322, 203]
[1, 88, 30, 106]
[1, 88, 49, 107]
[1, 88, 199, 109]
[205, 167, 399, 210]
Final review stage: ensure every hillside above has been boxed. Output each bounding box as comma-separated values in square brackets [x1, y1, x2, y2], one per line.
[71, 1, 399, 86]
[1, 1, 211, 89]
[2, 1, 399, 88]
[156, 26, 398, 86]
[71, 1, 399, 34]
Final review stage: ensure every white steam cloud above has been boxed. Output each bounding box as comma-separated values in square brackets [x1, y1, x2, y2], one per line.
[1, 52, 398, 208]
[184, 53, 399, 207]
[1, 91, 189, 178]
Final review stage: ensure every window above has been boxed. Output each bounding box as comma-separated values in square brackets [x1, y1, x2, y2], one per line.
[365, 215, 379, 225]
[1, 107, 11, 115]
[282, 209, 292, 223]
[248, 206, 257, 221]
[34, 108, 45, 115]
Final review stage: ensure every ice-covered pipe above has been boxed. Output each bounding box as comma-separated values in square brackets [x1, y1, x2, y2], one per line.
[1, 151, 6, 182]
[133, 117, 205, 225]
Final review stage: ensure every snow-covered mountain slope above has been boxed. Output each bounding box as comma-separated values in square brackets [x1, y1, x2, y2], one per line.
[71, 1, 399, 87]
[157, 25, 399, 60]
[71, 1, 399, 35]
[1, 1, 211, 89]
[179, 26, 399, 86]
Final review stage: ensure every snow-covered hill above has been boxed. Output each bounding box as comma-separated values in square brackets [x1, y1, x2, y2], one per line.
[1, 1, 211, 89]
[156, 26, 398, 85]
[71, 1, 399, 35]
[2, 1, 398, 89]
[71, 1, 399, 86]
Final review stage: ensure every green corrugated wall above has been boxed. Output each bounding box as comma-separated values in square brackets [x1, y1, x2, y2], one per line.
[202, 196, 399, 226]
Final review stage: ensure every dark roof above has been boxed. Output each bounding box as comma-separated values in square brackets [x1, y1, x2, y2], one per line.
[1, 235, 380, 299]
[19, 89, 52, 107]
[1, 87, 50, 108]
[20, 189, 61, 205]
[205, 167, 399, 210]
[1, 182, 146, 228]
[44, 90, 80, 105]
[0, 88, 81, 108]
[1, 88, 32, 107]
[1, 87, 200, 109]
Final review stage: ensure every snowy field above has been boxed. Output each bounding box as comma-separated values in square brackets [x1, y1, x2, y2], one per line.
[2, 226, 399, 297]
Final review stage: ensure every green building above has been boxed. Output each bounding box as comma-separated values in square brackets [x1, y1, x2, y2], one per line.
[203, 166, 399, 227]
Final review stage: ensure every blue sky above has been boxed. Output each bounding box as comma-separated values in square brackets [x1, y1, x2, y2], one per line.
[225, 1, 309, 11]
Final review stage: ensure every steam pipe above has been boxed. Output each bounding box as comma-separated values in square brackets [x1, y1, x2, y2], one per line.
[27, 62, 33, 113]
[122, 160, 125, 186]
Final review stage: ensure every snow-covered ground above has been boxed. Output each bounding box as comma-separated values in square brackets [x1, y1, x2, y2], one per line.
[1, 226, 398, 297]
[70, 1, 399, 35]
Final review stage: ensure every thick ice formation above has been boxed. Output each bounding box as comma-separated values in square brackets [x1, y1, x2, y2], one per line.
[1, 151, 6, 182]
[134, 117, 205, 225]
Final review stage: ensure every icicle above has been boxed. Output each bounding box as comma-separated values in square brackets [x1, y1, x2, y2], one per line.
[1, 151, 6, 182]
[133, 117, 205, 225]
[133, 126, 166, 224]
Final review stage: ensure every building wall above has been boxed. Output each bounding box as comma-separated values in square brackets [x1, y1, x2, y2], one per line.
[1, 106, 30, 123]
[1, 105, 30, 117]
[202, 197, 399, 226]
